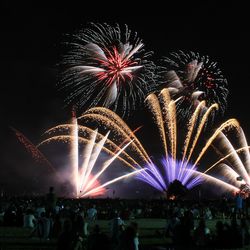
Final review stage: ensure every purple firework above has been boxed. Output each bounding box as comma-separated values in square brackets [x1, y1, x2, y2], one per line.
[136, 156, 203, 191]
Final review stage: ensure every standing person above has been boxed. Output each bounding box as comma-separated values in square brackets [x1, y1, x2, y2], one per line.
[86, 205, 97, 234]
[57, 219, 74, 250]
[110, 211, 125, 246]
[119, 222, 139, 250]
[193, 218, 211, 248]
[235, 192, 243, 218]
[23, 208, 36, 229]
[46, 186, 57, 214]
[38, 212, 52, 240]
[24, 208, 37, 237]
[87, 225, 110, 250]
[244, 195, 250, 217]
[130, 222, 139, 250]
[73, 210, 86, 238]
[36, 202, 46, 218]
[87, 205, 97, 223]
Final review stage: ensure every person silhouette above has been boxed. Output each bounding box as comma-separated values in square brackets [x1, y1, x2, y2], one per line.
[45, 186, 57, 214]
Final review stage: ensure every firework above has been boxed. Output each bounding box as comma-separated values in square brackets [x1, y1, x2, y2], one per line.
[136, 157, 203, 192]
[39, 117, 143, 198]
[203, 128, 250, 194]
[11, 127, 56, 173]
[41, 124, 141, 170]
[59, 23, 156, 116]
[159, 51, 228, 121]
[79, 88, 239, 193]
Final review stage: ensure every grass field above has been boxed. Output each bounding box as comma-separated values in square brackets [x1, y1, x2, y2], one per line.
[0, 218, 249, 249]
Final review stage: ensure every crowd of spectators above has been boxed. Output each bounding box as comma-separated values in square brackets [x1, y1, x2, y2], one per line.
[1, 187, 250, 249]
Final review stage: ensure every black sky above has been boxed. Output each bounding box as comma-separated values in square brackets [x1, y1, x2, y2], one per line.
[0, 1, 249, 193]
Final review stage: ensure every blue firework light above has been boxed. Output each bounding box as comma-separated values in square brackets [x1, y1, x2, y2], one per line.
[59, 23, 156, 116]
[159, 51, 228, 120]
[136, 157, 203, 192]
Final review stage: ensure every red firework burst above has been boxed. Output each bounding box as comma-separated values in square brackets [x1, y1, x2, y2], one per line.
[96, 46, 140, 85]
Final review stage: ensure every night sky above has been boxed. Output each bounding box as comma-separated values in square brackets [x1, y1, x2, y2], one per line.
[1, 2, 249, 195]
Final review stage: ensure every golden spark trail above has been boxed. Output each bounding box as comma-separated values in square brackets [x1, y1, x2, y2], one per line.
[78, 113, 150, 164]
[114, 126, 143, 154]
[178, 101, 206, 180]
[159, 89, 173, 157]
[180, 103, 219, 181]
[186, 103, 219, 165]
[43, 125, 72, 136]
[82, 108, 149, 160]
[159, 88, 171, 106]
[78, 107, 149, 162]
[38, 136, 138, 170]
[159, 88, 172, 144]
[145, 93, 168, 158]
[84, 107, 132, 132]
[168, 101, 177, 161]
[43, 124, 141, 169]
[80, 110, 150, 163]
[181, 101, 206, 164]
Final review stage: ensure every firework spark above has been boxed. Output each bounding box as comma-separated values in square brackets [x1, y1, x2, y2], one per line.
[59, 23, 156, 116]
[159, 51, 228, 121]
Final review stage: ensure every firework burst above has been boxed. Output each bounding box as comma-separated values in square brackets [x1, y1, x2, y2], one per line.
[79, 88, 239, 193]
[59, 23, 156, 116]
[159, 51, 228, 121]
